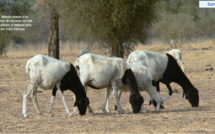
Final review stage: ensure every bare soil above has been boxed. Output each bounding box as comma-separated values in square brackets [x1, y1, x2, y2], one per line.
[0, 41, 215, 133]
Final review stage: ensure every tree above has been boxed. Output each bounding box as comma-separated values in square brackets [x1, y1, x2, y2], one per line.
[33, 0, 61, 59]
[62, 0, 157, 58]
[150, 0, 205, 45]
[0, 31, 10, 57]
[0, 0, 31, 57]
[48, 3, 60, 59]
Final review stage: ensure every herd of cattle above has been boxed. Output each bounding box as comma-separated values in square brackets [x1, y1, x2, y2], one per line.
[22, 49, 199, 118]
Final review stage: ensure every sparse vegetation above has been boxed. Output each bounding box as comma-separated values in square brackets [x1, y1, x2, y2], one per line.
[0, 41, 215, 133]
[1, 0, 215, 132]
[3, 0, 215, 58]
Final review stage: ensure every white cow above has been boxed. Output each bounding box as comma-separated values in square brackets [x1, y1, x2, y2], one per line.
[113, 63, 163, 112]
[23, 54, 89, 117]
[127, 50, 199, 108]
[75, 53, 143, 114]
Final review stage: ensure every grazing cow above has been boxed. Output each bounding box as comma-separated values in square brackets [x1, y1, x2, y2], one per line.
[23, 54, 89, 117]
[127, 50, 199, 108]
[75, 53, 143, 113]
[113, 63, 163, 112]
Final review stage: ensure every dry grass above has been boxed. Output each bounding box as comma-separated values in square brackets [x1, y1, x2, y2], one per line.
[0, 40, 215, 133]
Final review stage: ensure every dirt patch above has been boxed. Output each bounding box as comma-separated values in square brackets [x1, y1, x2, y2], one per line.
[0, 42, 215, 133]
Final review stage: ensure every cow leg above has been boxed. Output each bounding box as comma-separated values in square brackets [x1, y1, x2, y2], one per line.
[112, 81, 124, 113]
[85, 86, 94, 114]
[58, 88, 72, 117]
[141, 104, 149, 113]
[49, 86, 57, 117]
[22, 84, 34, 118]
[150, 81, 164, 109]
[162, 83, 173, 102]
[76, 77, 94, 114]
[31, 86, 42, 115]
[114, 90, 122, 111]
[102, 86, 112, 113]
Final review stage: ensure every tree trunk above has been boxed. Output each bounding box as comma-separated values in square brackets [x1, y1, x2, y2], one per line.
[0, 45, 4, 57]
[111, 41, 124, 58]
[0, 50, 2, 57]
[48, 6, 60, 59]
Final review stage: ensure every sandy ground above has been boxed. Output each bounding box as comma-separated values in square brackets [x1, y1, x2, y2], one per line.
[0, 41, 215, 133]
